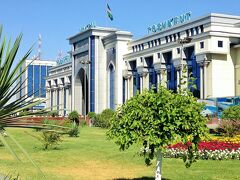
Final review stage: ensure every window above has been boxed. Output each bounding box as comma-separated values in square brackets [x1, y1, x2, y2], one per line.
[61, 78, 65, 85]
[190, 28, 194, 36]
[177, 48, 180, 54]
[28, 65, 33, 97]
[165, 36, 168, 43]
[218, 41, 223, 48]
[40, 66, 47, 97]
[186, 30, 189, 37]
[177, 32, 181, 39]
[34, 65, 40, 97]
[200, 41, 204, 49]
[173, 34, 176, 42]
[200, 25, 204, 33]
[195, 27, 199, 34]
[54, 79, 57, 86]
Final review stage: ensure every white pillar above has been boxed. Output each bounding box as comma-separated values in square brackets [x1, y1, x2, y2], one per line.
[60, 86, 64, 116]
[140, 76, 143, 93]
[124, 78, 127, 102]
[127, 78, 130, 99]
[203, 63, 208, 99]
[200, 66, 204, 99]
[65, 87, 69, 115]
[177, 70, 180, 90]
[46, 90, 50, 109]
[53, 89, 57, 111]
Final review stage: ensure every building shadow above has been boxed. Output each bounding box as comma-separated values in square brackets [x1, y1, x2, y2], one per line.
[114, 177, 171, 180]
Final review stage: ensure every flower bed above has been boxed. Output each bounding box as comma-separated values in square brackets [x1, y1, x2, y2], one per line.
[165, 140, 240, 160]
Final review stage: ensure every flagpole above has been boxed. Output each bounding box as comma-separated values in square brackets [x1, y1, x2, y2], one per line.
[105, 0, 108, 27]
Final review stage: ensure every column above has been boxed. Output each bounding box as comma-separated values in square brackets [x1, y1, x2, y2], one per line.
[160, 69, 167, 88]
[127, 78, 130, 99]
[46, 89, 50, 109]
[124, 78, 128, 102]
[157, 73, 160, 89]
[177, 69, 180, 90]
[142, 73, 148, 90]
[200, 65, 204, 99]
[140, 76, 143, 93]
[203, 62, 208, 99]
[59, 86, 64, 116]
[65, 87, 69, 115]
[69, 86, 72, 112]
[53, 89, 57, 111]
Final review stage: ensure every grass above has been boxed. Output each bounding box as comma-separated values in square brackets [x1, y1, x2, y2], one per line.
[0, 127, 239, 180]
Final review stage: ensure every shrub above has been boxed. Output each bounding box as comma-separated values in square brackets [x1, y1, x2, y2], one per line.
[80, 120, 87, 127]
[88, 112, 97, 126]
[68, 122, 80, 137]
[94, 109, 115, 128]
[88, 112, 96, 119]
[48, 111, 59, 117]
[68, 111, 80, 125]
[220, 105, 240, 137]
[222, 105, 240, 121]
[0, 140, 3, 147]
[41, 131, 62, 150]
[220, 120, 240, 137]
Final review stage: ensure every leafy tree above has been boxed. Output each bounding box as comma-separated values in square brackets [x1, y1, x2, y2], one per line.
[107, 86, 208, 180]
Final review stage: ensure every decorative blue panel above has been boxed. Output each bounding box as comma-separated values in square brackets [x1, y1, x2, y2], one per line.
[109, 64, 115, 109]
[187, 47, 200, 98]
[34, 65, 40, 97]
[90, 36, 95, 112]
[40, 66, 47, 97]
[27, 65, 33, 97]
[165, 52, 176, 92]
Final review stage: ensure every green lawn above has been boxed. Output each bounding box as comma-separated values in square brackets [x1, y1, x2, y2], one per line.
[0, 127, 239, 180]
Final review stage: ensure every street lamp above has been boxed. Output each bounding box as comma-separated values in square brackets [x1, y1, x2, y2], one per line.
[79, 59, 91, 122]
[177, 37, 192, 89]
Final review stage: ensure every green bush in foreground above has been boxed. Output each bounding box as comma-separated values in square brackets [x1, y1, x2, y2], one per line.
[107, 85, 208, 180]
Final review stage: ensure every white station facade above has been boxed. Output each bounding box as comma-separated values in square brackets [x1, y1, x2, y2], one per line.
[46, 13, 240, 116]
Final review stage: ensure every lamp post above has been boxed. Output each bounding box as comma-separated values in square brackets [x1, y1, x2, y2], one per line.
[177, 37, 192, 89]
[79, 59, 91, 122]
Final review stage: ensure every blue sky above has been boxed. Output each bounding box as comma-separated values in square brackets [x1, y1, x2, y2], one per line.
[0, 0, 239, 61]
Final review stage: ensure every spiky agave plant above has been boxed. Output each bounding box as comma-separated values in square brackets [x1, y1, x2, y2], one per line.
[0, 26, 55, 177]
